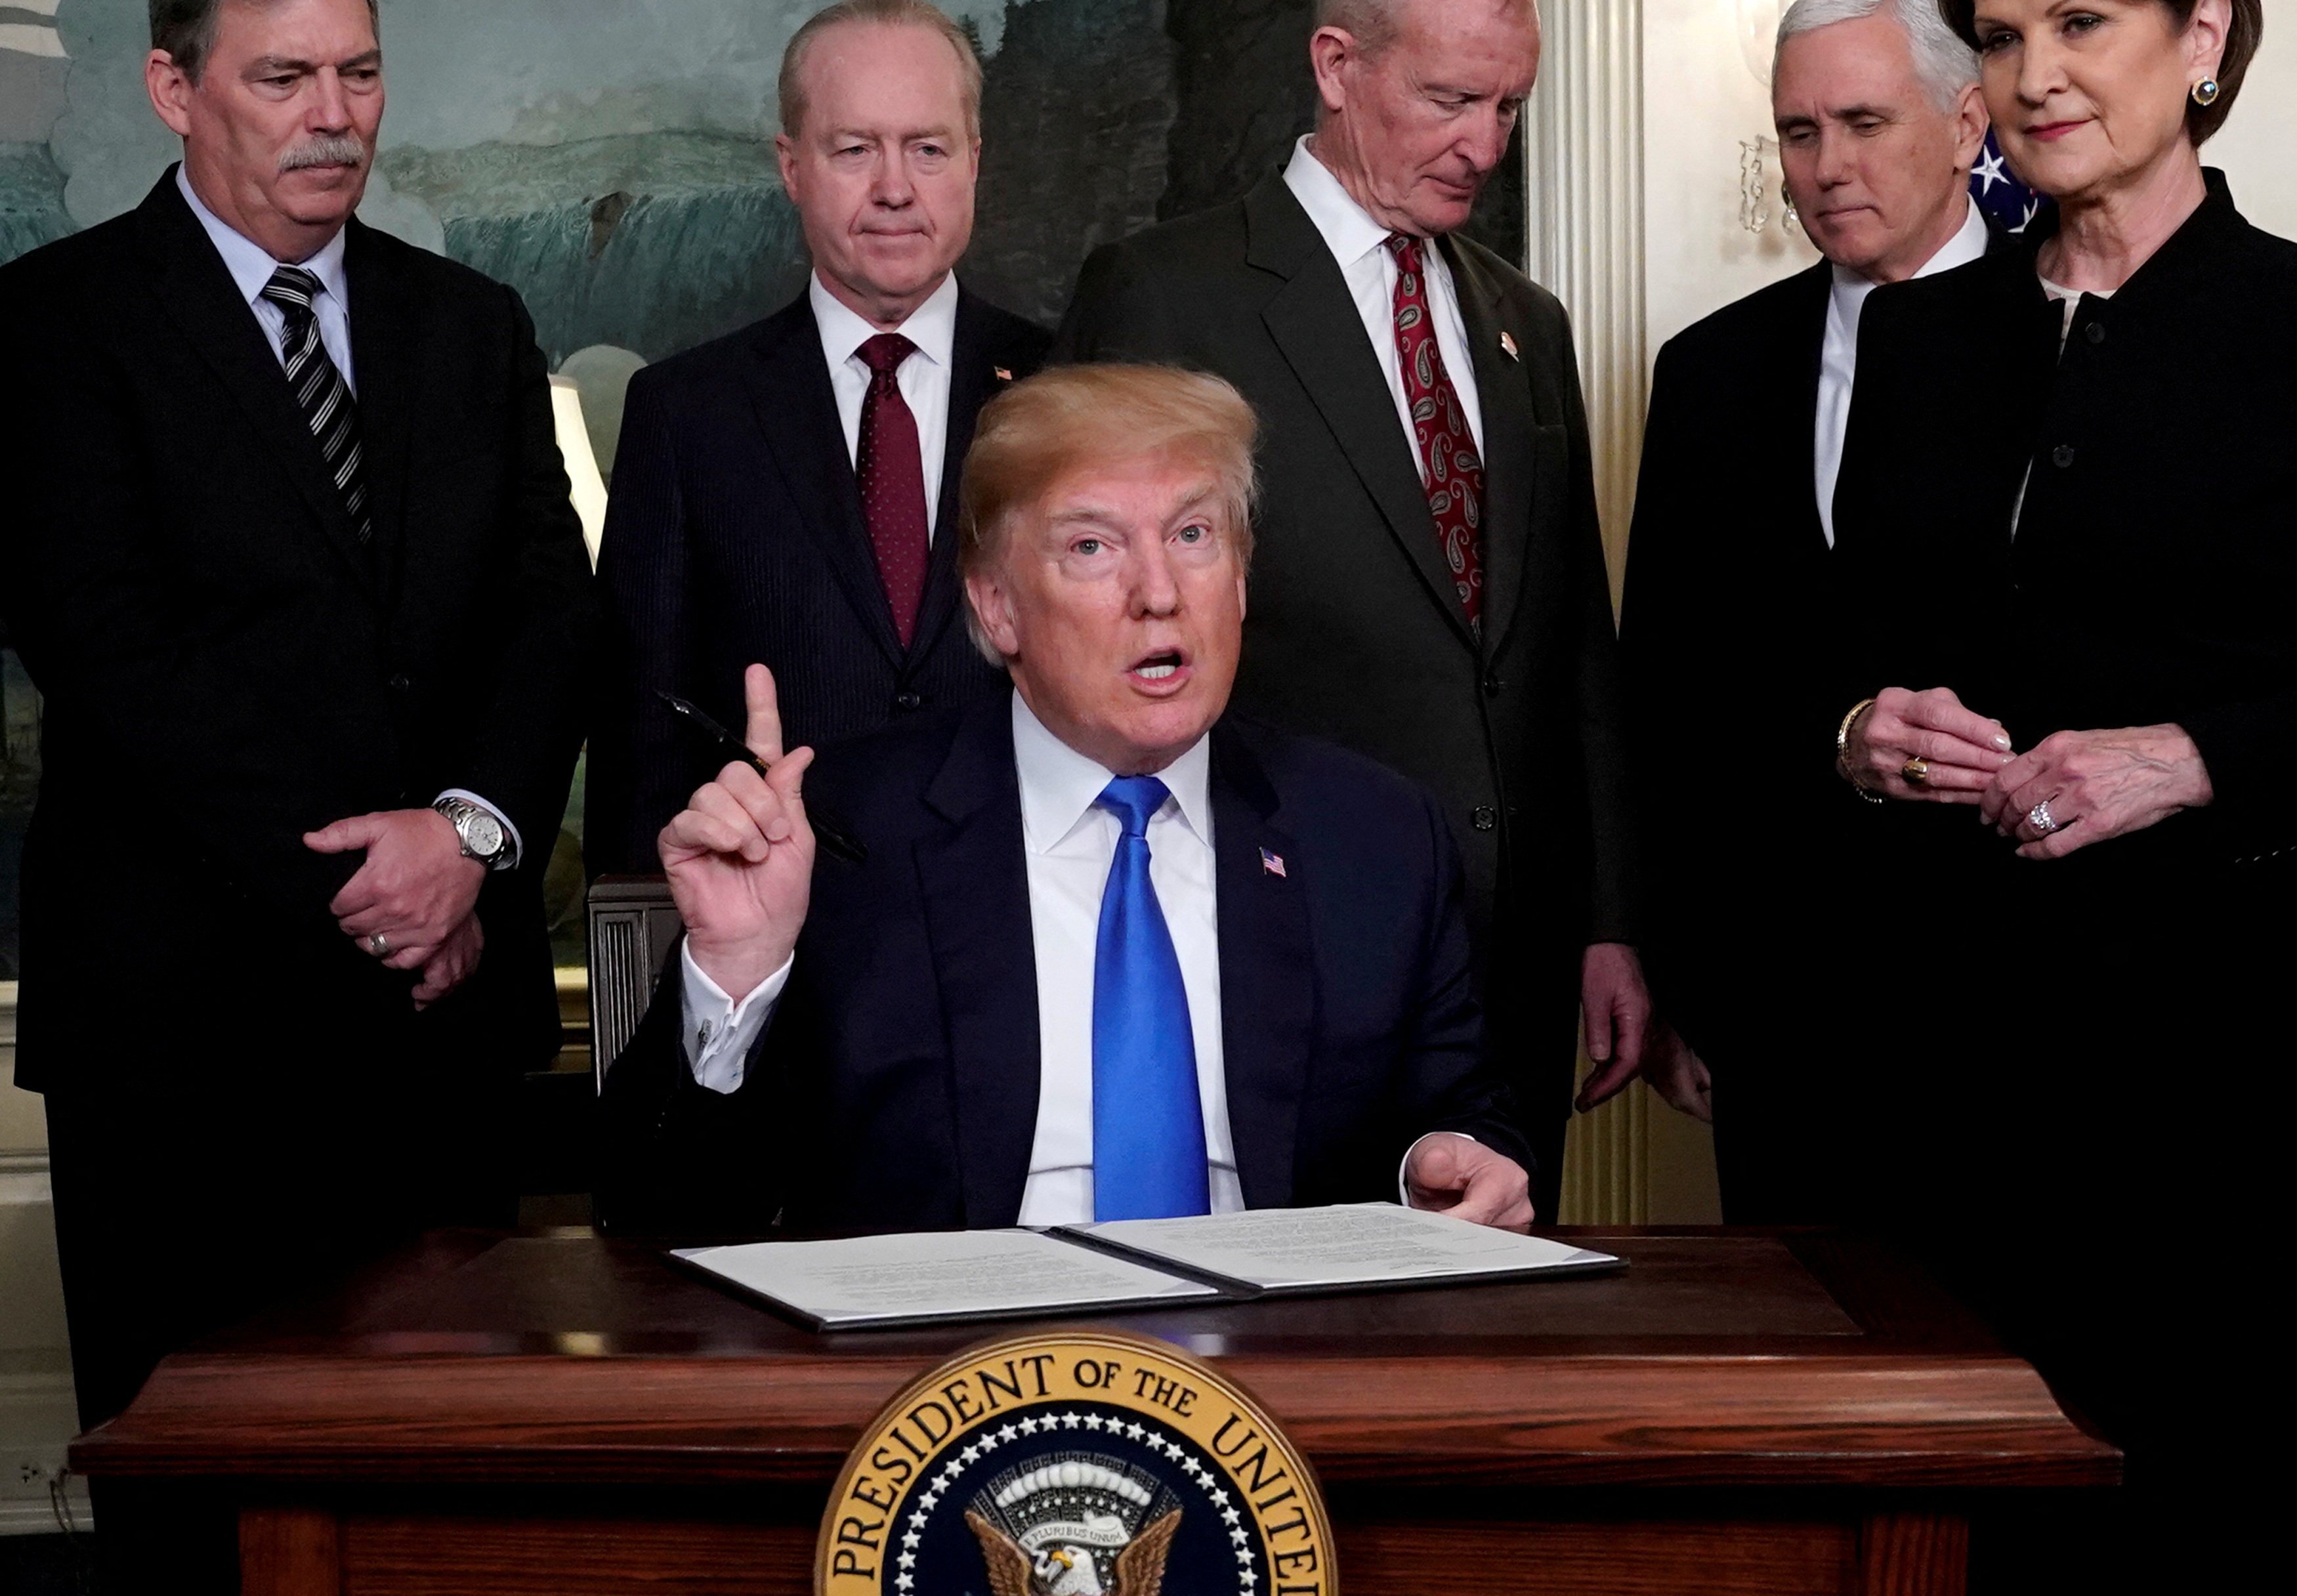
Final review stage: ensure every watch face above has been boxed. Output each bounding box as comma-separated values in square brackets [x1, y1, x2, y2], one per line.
[465, 810, 505, 858]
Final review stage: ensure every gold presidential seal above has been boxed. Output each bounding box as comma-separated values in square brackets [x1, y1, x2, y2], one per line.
[817, 1329, 1335, 1596]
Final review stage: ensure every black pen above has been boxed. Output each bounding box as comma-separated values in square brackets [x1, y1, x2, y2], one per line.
[656, 690, 868, 865]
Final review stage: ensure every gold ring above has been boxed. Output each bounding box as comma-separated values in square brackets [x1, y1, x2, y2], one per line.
[1902, 756, 1931, 786]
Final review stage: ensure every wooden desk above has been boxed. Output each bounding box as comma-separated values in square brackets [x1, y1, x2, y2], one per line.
[72, 1228, 2115, 1596]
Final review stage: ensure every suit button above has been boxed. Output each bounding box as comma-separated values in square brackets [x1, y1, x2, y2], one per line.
[2085, 322, 2107, 345]
[1482, 673, 1503, 697]
[1471, 806, 1498, 831]
[2052, 445, 2076, 469]
[388, 673, 412, 691]
[894, 691, 923, 711]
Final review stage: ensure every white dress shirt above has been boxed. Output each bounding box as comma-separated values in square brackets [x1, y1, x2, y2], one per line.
[811, 270, 959, 538]
[178, 164, 357, 396]
[1814, 196, 1990, 548]
[177, 164, 523, 862]
[1282, 136, 1485, 469]
[677, 694, 1240, 1224]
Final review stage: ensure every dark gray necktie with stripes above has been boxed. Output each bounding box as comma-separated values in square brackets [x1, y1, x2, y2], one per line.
[260, 265, 373, 547]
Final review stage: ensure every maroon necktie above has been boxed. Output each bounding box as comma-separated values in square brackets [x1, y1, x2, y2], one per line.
[854, 332, 929, 647]
[1387, 234, 1485, 627]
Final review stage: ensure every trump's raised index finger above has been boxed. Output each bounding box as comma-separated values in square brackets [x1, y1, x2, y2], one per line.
[744, 663, 785, 765]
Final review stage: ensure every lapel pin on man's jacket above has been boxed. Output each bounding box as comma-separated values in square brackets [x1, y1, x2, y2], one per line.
[1499, 331, 1520, 362]
[994, 366, 1014, 382]
[1261, 847, 1287, 877]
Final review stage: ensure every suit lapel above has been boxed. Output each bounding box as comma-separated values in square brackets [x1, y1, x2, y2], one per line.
[912, 697, 1042, 1227]
[1443, 240, 1546, 658]
[1782, 261, 1832, 551]
[343, 220, 422, 602]
[1247, 177, 1478, 652]
[741, 301, 905, 669]
[908, 286, 1001, 666]
[1208, 723, 1315, 1210]
[136, 173, 381, 602]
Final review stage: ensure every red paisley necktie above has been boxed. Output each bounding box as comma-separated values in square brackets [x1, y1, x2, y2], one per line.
[855, 332, 929, 648]
[1387, 234, 1485, 627]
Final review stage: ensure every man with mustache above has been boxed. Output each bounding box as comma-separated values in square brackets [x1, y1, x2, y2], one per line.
[1056, 0, 1639, 1217]
[587, 0, 1051, 875]
[0, 0, 591, 1427]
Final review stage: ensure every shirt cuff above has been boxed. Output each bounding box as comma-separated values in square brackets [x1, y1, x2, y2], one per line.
[1398, 1131, 1478, 1208]
[436, 789, 525, 869]
[679, 938, 793, 1095]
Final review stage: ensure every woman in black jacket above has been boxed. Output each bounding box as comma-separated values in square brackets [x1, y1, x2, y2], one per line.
[1828, 1, 2282, 1587]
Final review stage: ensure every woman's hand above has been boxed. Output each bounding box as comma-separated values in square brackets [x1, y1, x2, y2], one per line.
[1981, 724, 2214, 860]
[1842, 686, 2015, 803]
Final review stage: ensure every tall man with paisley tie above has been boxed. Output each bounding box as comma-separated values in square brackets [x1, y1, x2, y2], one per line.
[0, 0, 591, 1428]
[1057, 0, 1643, 1214]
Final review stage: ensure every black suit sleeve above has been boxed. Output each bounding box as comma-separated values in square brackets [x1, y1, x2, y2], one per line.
[1548, 303, 1639, 946]
[1051, 242, 1186, 365]
[1399, 791, 1536, 1176]
[596, 950, 789, 1235]
[0, 274, 305, 900]
[586, 366, 693, 876]
[442, 285, 596, 853]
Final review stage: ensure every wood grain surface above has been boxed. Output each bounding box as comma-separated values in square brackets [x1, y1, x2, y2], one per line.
[74, 1229, 2117, 1493]
[297, 1512, 1886, 1596]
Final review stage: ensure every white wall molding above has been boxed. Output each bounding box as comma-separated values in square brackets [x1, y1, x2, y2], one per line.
[1524, 0, 1647, 600]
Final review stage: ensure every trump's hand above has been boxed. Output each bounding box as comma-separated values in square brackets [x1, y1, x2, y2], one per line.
[659, 664, 816, 1001]
[306, 807, 484, 971]
[1405, 1133, 1535, 1230]
[1981, 724, 2214, 860]
[1841, 686, 2014, 802]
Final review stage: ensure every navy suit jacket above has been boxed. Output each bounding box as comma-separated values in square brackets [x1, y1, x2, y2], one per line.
[598, 693, 1528, 1235]
[586, 284, 1051, 875]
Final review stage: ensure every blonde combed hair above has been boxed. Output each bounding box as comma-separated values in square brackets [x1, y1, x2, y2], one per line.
[958, 365, 1261, 663]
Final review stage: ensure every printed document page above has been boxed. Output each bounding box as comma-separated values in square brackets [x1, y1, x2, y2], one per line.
[1066, 1203, 1618, 1292]
[674, 1229, 1223, 1329]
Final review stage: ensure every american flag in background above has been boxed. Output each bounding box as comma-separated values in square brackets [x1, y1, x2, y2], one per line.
[1970, 129, 2052, 235]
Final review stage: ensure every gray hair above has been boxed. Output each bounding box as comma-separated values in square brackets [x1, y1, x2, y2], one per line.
[1313, 0, 1535, 58]
[780, 0, 984, 138]
[152, 0, 382, 83]
[1774, 0, 1978, 112]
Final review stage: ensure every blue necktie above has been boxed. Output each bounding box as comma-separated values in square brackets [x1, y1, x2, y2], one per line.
[1091, 776, 1210, 1220]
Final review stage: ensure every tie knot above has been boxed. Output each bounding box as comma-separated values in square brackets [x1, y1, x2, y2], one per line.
[1097, 775, 1171, 839]
[1386, 233, 1427, 274]
[261, 265, 323, 317]
[857, 331, 917, 379]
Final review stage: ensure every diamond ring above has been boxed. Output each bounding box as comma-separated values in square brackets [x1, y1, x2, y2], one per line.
[2027, 800, 2059, 835]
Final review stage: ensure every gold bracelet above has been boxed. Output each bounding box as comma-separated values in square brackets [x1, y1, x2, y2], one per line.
[1836, 697, 1887, 804]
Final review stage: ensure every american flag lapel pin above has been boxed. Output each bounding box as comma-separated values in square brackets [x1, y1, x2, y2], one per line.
[1260, 847, 1287, 877]
[994, 365, 1015, 382]
[1499, 330, 1520, 362]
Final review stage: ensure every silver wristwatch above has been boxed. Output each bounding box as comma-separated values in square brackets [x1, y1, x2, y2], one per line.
[433, 796, 515, 871]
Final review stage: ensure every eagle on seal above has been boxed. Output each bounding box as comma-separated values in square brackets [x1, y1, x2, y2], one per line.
[965, 1507, 1179, 1596]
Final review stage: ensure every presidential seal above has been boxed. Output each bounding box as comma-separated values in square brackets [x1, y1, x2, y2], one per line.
[817, 1329, 1334, 1596]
